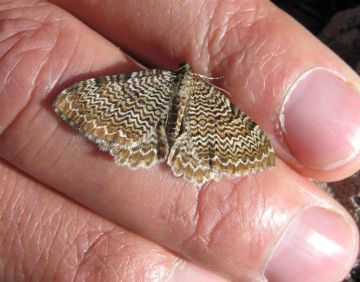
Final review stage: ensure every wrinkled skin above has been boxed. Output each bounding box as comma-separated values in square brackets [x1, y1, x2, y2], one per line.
[0, 1, 359, 281]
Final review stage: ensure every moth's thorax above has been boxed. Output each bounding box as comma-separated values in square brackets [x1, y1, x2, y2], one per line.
[165, 69, 194, 147]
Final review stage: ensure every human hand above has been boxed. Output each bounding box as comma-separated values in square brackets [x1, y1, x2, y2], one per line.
[0, 1, 359, 281]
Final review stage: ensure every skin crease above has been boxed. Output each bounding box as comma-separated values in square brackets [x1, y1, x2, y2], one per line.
[0, 0, 359, 281]
[0, 160, 179, 281]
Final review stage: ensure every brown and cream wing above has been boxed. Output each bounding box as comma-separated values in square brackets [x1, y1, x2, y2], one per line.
[54, 69, 176, 168]
[167, 79, 275, 185]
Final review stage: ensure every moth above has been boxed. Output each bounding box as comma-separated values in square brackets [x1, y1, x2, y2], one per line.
[53, 63, 275, 184]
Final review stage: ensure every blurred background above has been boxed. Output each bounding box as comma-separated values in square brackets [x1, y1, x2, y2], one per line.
[273, 0, 359, 70]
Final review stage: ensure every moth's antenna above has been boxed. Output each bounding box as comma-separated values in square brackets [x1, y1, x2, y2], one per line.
[197, 73, 224, 80]
[193, 72, 232, 97]
[212, 84, 232, 97]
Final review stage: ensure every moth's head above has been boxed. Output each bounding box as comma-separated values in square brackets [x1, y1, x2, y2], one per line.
[177, 62, 192, 72]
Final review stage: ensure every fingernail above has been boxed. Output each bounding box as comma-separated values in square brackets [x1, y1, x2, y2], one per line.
[167, 260, 228, 282]
[265, 207, 358, 282]
[280, 68, 360, 169]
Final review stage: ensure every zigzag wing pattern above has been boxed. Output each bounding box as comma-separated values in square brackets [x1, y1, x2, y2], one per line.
[54, 63, 275, 184]
[54, 69, 176, 168]
[168, 79, 275, 185]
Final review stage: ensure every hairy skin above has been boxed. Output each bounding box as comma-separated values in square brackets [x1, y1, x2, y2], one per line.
[0, 1, 359, 281]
